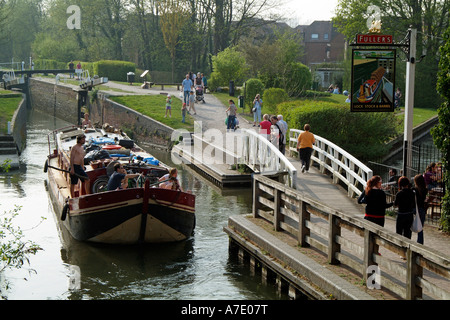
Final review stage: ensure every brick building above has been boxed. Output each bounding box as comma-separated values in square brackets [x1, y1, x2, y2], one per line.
[296, 21, 346, 89]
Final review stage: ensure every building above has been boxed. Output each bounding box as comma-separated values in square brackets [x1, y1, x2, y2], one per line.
[296, 21, 346, 89]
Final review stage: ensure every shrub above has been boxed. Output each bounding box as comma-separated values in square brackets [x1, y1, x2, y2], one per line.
[278, 100, 400, 160]
[93, 60, 136, 82]
[283, 62, 312, 97]
[211, 47, 248, 86]
[244, 78, 265, 111]
[263, 88, 289, 114]
[208, 71, 222, 92]
[33, 59, 66, 70]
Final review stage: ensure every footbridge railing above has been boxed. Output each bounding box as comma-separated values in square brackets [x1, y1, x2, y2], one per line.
[241, 128, 297, 189]
[183, 127, 297, 188]
[288, 129, 373, 197]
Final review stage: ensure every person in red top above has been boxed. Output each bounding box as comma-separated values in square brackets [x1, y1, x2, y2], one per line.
[259, 114, 272, 140]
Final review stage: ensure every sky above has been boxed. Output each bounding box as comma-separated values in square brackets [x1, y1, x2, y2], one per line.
[281, 0, 340, 26]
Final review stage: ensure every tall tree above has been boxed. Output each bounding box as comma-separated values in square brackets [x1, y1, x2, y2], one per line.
[431, 24, 450, 232]
[157, 0, 190, 81]
[0, 0, 43, 65]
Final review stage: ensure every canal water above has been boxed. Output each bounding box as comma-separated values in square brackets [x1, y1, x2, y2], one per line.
[0, 109, 285, 300]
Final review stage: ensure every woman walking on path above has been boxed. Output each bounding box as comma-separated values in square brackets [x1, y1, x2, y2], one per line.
[413, 174, 428, 244]
[296, 124, 315, 173]
[394, 176, 416, 240]
[252, 94, 263, 127]
[358, 175, 393, 227]
[225, 99, 237, 132]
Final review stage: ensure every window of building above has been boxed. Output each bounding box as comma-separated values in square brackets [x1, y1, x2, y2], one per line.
[311, 33, 319, 39]
[324, 33, 329, 40]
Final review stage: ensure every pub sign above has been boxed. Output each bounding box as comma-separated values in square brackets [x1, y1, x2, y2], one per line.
[350, 49, 396, 112]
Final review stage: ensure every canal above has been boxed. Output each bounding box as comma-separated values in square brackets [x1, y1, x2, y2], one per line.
[0, 109, 286, 300]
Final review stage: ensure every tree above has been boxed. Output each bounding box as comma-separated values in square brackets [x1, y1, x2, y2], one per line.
[209, 46, 248, 89]
[157, 0, 190, 82]
[431, 24, 450, 232]
[0, 0, 43, 64]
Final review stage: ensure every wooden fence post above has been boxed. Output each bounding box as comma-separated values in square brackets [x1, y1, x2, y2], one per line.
[298, 200, 309, 247]
[406, 249, 423, 300]
[328, 214, 341, 265]
[274, 188, 281, 231]
[363, 229, 377, 284]
[252, 176, 260, 218]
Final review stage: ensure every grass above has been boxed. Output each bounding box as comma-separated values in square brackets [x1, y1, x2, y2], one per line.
[0, 92, 23, 134]
[109, 95, 195, 131]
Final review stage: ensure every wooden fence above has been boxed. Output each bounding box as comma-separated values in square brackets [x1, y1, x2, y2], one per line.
[253, 174, 450, 300]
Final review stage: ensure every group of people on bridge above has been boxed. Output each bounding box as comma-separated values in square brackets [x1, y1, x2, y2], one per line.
[357, 161, 444, 249]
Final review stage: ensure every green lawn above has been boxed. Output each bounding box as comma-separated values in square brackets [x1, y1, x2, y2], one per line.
[109, 95, 195, 131]
[0, 93, 23, 134]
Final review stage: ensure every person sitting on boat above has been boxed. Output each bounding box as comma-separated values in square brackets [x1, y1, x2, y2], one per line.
[159, 168, 183, 191]
[107, 162, 142, 191]
[82, 113, 93, 129]
[70, 134, 90, 197]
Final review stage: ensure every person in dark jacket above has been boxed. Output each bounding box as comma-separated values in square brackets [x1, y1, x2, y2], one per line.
[394, 176, 415, 240]
[358, 175, 393, 227]
[413, 174, 428, 245]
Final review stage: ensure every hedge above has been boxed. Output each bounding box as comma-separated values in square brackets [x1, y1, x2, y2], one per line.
[278, 100, 400, 161]
[93, 60, 136, 82]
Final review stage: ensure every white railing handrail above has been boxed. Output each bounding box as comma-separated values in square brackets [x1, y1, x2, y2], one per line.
[183, 127, 297, 188]
[80, 69, 90, 83]
[242, 128, 297, 188]
[289, 129, 372, 197]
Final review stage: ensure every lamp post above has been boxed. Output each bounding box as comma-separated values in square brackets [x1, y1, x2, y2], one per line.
[403, 28, 416, 178]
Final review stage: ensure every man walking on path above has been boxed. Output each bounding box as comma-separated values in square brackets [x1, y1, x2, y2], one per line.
[297, 124, 315, 173]
[277, 115, 288, 155]
[182, 74, 193, 105]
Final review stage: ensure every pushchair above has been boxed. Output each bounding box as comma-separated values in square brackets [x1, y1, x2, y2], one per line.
[195, 85, 205, 103]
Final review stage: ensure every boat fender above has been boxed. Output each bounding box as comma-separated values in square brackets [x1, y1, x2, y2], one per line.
[61, 203, 69, 221]
[44, 159, 48, 173]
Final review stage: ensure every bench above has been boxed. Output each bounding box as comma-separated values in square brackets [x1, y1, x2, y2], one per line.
[151, 83, 181, 91]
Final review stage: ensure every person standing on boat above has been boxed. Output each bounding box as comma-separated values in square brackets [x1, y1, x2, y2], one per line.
[107, 162, 142, 191]
[159, 168, 183, 192]
[82, 113, 93, 129]
[70, 134, 90, 197]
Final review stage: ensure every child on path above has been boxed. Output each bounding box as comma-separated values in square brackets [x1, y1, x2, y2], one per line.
[164, 94, 172, 118]
[189, 91, 196, 115]
[181, 103, 187, 123]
